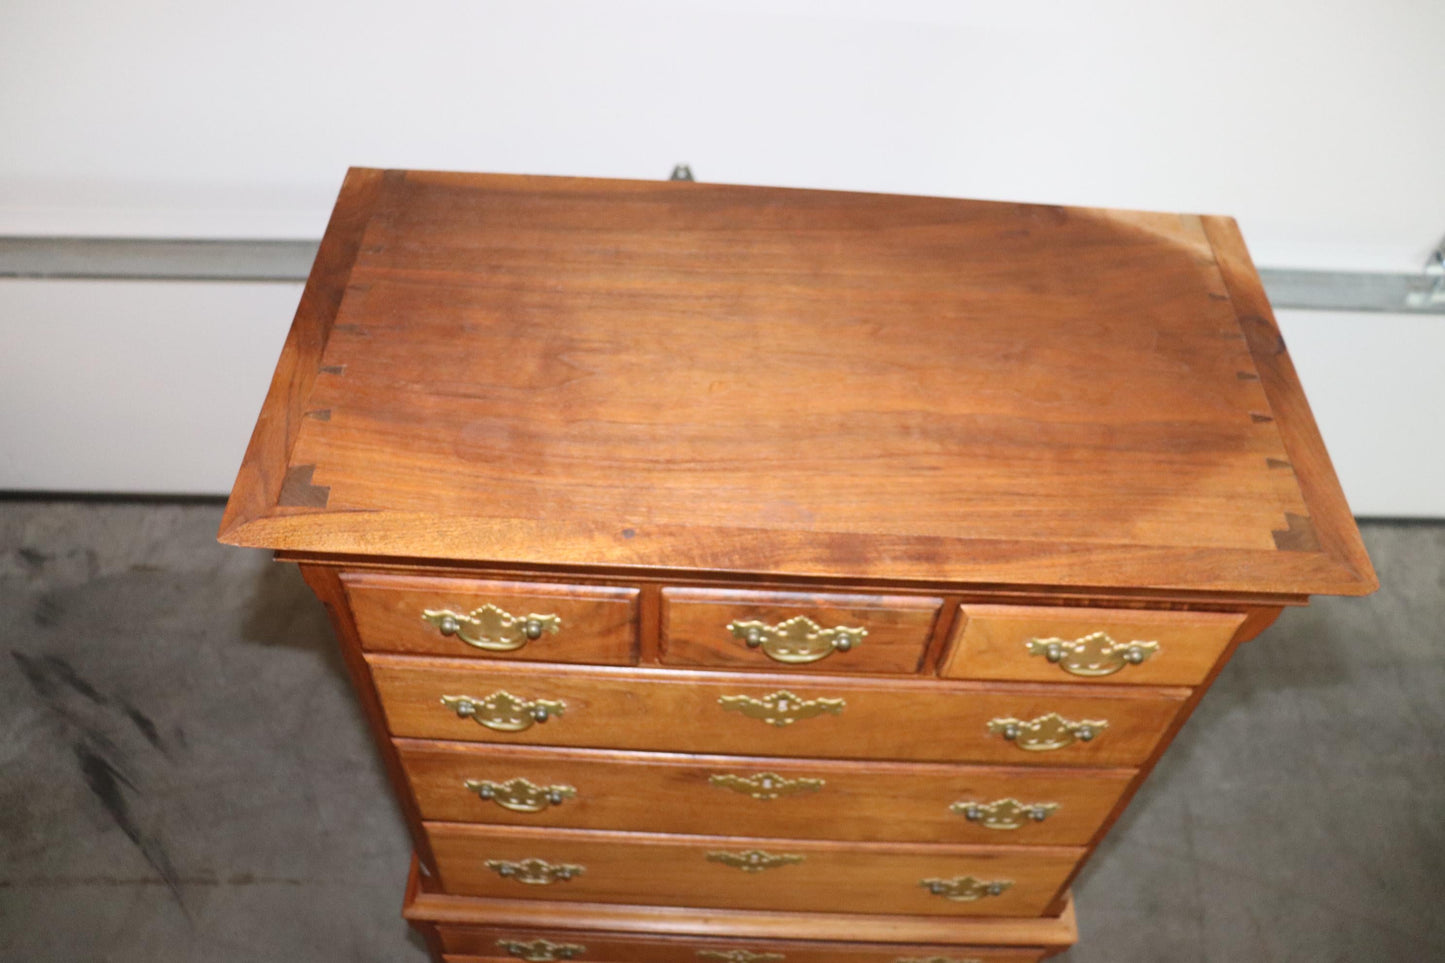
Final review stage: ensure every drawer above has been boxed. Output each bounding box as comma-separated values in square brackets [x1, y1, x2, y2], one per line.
[434, 924, 1051, 962]
[342, 573, 639, 665]
[368, 656, 1188, 766]
[427, 823, 1081, 918]
[396, 740, 1134, 845]
[941, 605, 1245, 686]
[661, 588, 941, 674]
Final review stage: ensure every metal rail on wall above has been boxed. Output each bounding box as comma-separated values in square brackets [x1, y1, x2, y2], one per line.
[2, 230, 1442, 314]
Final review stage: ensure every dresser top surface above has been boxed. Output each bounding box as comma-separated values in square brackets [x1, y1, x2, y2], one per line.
[219, 168, 1374, 598]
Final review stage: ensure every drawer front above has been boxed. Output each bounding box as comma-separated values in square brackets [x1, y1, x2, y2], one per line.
[343, 573, 639, 665]
[436, 924, 1049, 962]
[661, 588, 942, 675]
[446, 954, 1045, 963]
[427, 823, 1081, 918]
[942, 605, 1245, 686]
[369, 656, 1188, 766]
[397, 740, 1133, 845]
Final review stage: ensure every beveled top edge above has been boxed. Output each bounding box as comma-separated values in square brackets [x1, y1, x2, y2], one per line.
[218, 169, 1376, 599]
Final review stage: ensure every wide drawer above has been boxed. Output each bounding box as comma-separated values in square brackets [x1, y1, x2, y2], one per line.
[343, 573, 639, 665]
[427, 823, 1081, 918]
[941, 604, 1244, 686]
[368, 656, 1188, 766]
[434, 924, 1051, 962]
[396, 740, 1133, 845]
[661, 587, 943, 674]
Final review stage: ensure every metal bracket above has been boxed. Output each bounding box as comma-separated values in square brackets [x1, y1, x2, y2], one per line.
[1404, 235, 1445, 309]
[669, 163, 695, 182]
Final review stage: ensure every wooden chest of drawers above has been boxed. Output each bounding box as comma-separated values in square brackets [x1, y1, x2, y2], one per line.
[220, 168, 1376, 961]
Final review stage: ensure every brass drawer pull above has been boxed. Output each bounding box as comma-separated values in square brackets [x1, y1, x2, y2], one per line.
[706, 849, 805, 872]
[726, 615, 866, 664]
[698, 952, 786, 962]
[709, 772, 825, 800]
[484, 857, 585, 885]
[422, 603, 561, 652]
[988, 712, 1108, 751]
[950, 797, 1060, 829]
[920, 875, 1013, 901]
[496, 938, 587, 961]
[465, 777, 577, 812]
[1026, 631, 1159, 677]
[718, 690, 845, 728]
[441, 691, 566, 731]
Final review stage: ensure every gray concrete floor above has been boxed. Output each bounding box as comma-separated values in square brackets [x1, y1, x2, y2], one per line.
[0, 502, 1441, 962]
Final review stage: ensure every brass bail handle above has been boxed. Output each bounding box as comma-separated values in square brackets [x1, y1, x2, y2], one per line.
[920, 875, 1013, 901]
[466, 777, 577, 812]
[727, 615, 867, 664]
[441, 691, 566, 732]
[422, 603, 562, 652]
[951, 797, 1060, 829]
[1026, 631, 1159, 677]
[988, 712, 1108, 751]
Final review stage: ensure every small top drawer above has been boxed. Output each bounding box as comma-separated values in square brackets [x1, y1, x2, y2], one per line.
[661, 588, 942, 674]
[342, 573, 639, 665]
[941, 604, 1245, 686]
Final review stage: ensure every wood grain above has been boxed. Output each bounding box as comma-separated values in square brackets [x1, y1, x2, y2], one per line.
[432, 923, 1051, 962]
[368, 656, 1188, 767]
[425, 822, 1082, 918]
[940, 604, 1244, 685]
[343, 572, 639, 664]
[441, 955, 1045, 963]
[406, 856, 1078, 949]
[298, 564, 439, 872]
[660, 587, 941, 674]
[1037, 604, 1264, 915]
[1202, 215, 1377, 594]
[218, 169, 1375, 597]
[395, 740, 1134, 845]
[220, 173, 1378, 962]
[217, 168, 383, 538]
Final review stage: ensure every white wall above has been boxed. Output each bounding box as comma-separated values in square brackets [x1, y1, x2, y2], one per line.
[1276, 309, 1443, 517]
[0, 280, 301, 493]
[0, 1, 1441, 513]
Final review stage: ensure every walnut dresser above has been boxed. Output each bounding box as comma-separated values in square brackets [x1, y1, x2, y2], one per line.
[219, 168, 1377, 962]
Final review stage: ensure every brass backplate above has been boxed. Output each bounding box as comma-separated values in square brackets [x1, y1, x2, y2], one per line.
[718, 690, 845, 727]
[422, 603, 561, 651]
[440, 691, 566, 732]
[708, 772, 825, 800]
[726, 615, 866, 664]
[706, 849, 805, 873]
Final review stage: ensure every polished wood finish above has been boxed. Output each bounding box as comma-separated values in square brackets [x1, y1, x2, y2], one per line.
[1202, 216, 1376, 595]
[219, 168, 385, 542]
[661, 587, 941, 674]
[1037, 603, 1268, 915]
[941, 604, 1245, 686]
[369, 656, 1189, 766]
[344, 572, 639, 664]
[443, 952, 1046, 963]
[433, 924, 1051, 962]
[396, 740, 1134, 845]
[219, 170, 1374, 598]
[443, 954, 1045, 963]
[406, 853, 1078, 949]
[298, 564, 439, 871]
[426, 822, 1080, 918]
[221, 171, 1376, 962]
